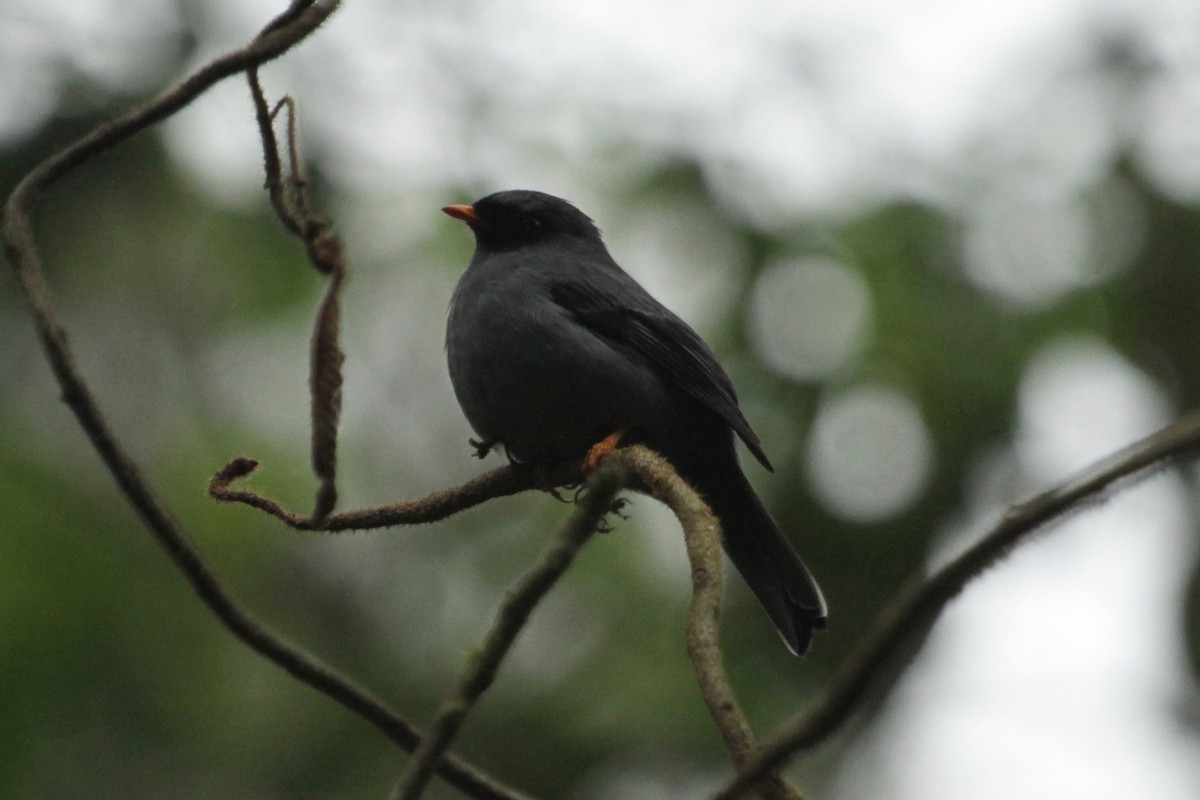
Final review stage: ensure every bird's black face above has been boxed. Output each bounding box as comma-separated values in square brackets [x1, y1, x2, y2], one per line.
[444, 190, 603, 252]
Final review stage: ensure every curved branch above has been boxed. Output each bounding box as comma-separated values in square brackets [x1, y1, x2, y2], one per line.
[4, 2, 334, 228]
[716, 410, 1200, 799]
[246, 62, 345, 520]
[1, 5, 529, 799]
[390, 459, 629, 800]
[209, 455, 584, 530]
[620, 447, 803, 800]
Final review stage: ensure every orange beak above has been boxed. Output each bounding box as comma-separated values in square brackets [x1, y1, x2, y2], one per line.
[442, 204, 478, 224]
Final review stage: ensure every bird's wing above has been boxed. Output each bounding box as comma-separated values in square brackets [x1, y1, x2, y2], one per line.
[550, 270, 773, 472]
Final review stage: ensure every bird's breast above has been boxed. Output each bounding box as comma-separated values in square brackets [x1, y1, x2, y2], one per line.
[446, 268, 667, 464]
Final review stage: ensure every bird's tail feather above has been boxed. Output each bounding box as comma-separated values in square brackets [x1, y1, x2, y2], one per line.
[704, 471, 827, 655]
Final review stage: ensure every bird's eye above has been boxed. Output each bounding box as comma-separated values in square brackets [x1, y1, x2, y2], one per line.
[523, 218, 543, 236]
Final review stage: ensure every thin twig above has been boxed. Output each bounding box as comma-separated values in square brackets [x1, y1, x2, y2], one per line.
[619, 447, 803, 800]
[276, 96, 313, 219]
[251, 77, 303, 235]
[306, 254, 345, 520]
[246, 55, 345, 521]
[716, 410, 1200, 799]
[389, 459, 630, 800]
[2, 5, 530, 799]
[208, 456, 584, 530]
[4, 2, 332, 225]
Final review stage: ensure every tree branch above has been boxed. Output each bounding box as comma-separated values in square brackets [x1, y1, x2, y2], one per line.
[208, 455, 585, 530]
[716, 410, 1200, 799]
[2, 4, 530, 799]
[390, 459, 629, 800]
[619, 447, 803, 800]
[246, 64, 346, 520]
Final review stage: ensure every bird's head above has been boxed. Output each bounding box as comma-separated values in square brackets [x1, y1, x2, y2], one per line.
[443, 190, 603, 252]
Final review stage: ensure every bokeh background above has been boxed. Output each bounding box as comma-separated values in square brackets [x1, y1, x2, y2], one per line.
[3, 0, 1200, 797]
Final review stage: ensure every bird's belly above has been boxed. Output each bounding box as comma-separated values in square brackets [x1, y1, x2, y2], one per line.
[448, 299, 664, 464]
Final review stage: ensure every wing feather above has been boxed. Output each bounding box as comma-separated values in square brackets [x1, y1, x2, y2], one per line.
[550, 271, 773, 471]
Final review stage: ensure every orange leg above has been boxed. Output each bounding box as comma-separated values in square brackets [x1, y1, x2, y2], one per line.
[583, 428, 628, 474]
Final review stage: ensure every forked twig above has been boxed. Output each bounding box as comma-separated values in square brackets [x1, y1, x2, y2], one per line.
[2, 4, 530, 799]
[247, 60, 344, 521]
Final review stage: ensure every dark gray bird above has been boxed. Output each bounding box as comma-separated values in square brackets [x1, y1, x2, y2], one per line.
[443, 189, 827, 654]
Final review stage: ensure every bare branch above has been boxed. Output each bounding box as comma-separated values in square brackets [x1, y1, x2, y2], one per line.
[716, 410, 1200, 799]
[209, 456, 586, 530]
[305, 246, 345, 520]
[389, 459, 629, 800]
[2, 5, 531, 799]
[247, 58, 346, 521]
[620, 447, 803, 800]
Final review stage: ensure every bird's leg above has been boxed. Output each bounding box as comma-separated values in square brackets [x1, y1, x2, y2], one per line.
[468, 437, 496, 459]
[533, 467, 571, 503]
[583, 428, 628, 473]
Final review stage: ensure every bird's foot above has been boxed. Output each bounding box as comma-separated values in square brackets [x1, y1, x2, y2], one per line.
[595, 496, 631, 533]
[469, 437, 496, 459]
[582, 428, 628, 473]
[534, 466, 572, 503]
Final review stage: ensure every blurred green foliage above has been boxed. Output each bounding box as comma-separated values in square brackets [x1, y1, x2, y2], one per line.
[3, 12, 1200, 800]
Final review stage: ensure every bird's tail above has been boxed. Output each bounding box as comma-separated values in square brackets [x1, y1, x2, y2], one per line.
[704, 470, 827, 655]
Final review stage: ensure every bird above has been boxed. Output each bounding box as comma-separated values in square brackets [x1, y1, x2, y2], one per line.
[443, 189, 827, 654]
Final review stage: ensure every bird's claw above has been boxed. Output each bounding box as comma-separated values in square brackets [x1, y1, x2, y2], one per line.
[534, 467, 572, 503]
[595, 497, 631, 533]
[469, 437, 496, 459]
